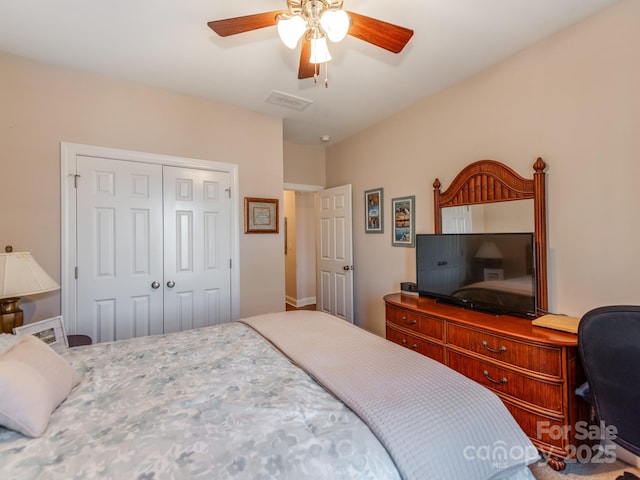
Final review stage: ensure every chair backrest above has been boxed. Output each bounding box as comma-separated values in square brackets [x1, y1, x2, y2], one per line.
[578, 306, 640, 456]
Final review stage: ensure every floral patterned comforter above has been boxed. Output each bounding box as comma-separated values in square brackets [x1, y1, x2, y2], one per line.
[0, 322, 400, 480]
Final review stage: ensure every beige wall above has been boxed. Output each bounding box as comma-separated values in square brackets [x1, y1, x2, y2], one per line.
[283, 141, 326, 186]
[293, 191, 316, 305]
[283, 190, 317, 307]
[283, 190, 298, 303]
[0, 52, 285, 324]
[283, 141, 324, 308]
[326, 0, 640, 335]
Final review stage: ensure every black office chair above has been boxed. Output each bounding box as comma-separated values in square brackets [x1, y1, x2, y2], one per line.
[618, 473, 640, 480]
[578, 305, 640, 475]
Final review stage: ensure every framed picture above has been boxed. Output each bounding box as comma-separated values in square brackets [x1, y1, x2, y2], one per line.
[364, 188, 384, 233]
[244, 197, 279, 234]
[13, 315, 68, 351]
[392, 195, 416, 247]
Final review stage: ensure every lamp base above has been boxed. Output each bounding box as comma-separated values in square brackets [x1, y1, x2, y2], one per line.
[0, 297, 23, 334]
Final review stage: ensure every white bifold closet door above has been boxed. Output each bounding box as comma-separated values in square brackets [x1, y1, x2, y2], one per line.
[76, 156, 231, 343]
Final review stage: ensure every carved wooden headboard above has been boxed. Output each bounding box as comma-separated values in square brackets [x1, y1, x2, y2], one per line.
[433, 158, 548, 313]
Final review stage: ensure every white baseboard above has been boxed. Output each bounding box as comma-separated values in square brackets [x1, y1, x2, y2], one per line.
[601, 437, 640, 468]
[285, 296, 317, 308]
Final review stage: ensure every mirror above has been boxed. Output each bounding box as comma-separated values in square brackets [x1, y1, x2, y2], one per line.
[433, 159, 548, 313]
[441, 201, 534, 234]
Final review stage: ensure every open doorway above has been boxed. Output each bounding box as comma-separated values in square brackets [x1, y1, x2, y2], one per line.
[283, 189, 318, 309]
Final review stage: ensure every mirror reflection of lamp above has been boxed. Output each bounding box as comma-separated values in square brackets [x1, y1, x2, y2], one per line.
[475, 241, 504, 281]
[0, 246, 60, 334]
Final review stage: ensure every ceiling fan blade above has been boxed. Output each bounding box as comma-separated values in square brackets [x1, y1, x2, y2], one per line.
[208, 11, 284, 37]
[346, 11, 414, 54]
[298, 37, 316, 79]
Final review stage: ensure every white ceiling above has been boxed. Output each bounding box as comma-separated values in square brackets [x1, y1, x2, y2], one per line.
[0, 0, 620, 145]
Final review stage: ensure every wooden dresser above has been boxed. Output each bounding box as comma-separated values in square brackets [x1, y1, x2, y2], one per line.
[384, 292, 586, 469]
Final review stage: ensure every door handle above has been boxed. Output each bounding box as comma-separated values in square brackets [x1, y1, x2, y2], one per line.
[167, 281, 175, 288]
[343, 265, 353, 271]
[151, 281, 160, 289]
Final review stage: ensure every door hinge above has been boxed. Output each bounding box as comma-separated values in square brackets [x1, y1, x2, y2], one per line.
[229, 259, 232, 269]
[74, 266, 78, 279]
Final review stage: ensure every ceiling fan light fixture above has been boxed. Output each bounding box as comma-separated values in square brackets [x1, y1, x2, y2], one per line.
[320, 9, 350, 43]
[309, 35, 332, 64]
[208, 1, 414, 82]
[277, 14, 307, 49]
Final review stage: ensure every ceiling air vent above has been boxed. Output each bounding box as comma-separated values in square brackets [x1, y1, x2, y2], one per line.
[265, 90, 313, 111]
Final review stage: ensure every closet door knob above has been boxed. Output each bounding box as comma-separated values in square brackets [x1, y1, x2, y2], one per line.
[151, 281, 160, 289]
[167, 281, 175, 288]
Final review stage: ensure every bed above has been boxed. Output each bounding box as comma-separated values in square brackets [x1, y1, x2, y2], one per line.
[0, 310, 539, 479]
[452, 276, 536, 314]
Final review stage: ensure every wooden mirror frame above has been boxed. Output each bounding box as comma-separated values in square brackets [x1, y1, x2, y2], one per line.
[433, 158, 548, 314]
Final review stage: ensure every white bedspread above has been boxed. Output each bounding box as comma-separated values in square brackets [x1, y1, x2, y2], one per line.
[0, 310, 538, 479]
[242, 310, 539, 480]
[0, 319, 400, 479]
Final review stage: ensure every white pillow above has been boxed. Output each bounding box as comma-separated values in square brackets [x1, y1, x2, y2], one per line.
[0, 334, 81, 437]
[0, 333, 20, 355]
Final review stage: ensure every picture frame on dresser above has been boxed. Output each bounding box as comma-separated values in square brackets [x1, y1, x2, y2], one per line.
[13, 315, 69, 351]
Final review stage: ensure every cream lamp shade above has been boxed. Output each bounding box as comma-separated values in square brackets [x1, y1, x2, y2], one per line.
[475, 241, 504, 259]
[0, 252, 60, 298]
[0, 252, 60, 334]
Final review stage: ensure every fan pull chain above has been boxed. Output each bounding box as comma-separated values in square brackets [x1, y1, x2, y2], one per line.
[324, 61, 329, 88]
[311, 63, 329, 88]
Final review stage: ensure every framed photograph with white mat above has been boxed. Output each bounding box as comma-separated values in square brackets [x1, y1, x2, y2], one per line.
[391, 195, 415, 247]
[13, 315, 68, 351]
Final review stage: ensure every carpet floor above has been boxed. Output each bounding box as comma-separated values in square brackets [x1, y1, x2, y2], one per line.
[530, 456, 639, 479]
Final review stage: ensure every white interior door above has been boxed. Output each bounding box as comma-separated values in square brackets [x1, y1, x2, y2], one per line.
[316, 185, 354, 323]
[442, 206, 473, 233]
[162, 166, 232, 333]
[76, 156, 165, 342]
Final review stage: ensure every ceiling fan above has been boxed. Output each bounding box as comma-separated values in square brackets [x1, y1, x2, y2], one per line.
[208, 0, 414, 83]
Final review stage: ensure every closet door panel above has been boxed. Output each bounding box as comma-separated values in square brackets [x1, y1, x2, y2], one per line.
[163, 167, 232, 333]
[76, 156, 164, 342]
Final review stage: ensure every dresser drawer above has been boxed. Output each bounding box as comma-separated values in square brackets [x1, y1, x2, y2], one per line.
[386, 305, 444, 341]
[502, 401, 574, 455]
[386, 324, 445, 363]
[448, 350, 563, 413]
[448, 323, 563, 378]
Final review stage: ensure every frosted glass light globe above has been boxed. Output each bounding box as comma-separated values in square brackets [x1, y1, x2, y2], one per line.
[277, 14, 306, 49]
[320, 10, 350, 43]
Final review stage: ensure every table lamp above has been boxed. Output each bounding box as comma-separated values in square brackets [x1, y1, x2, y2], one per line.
[0, 247, 60, 334]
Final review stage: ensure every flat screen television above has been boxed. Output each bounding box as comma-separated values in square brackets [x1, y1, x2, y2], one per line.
[416, 233, 537, 318]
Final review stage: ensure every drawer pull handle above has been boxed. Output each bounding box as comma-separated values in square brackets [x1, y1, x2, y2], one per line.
[483, 370, 508, 384]
[401, 316, 417, 326]
[402, 339, 418, 349]
[482, 340, 507, 354]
